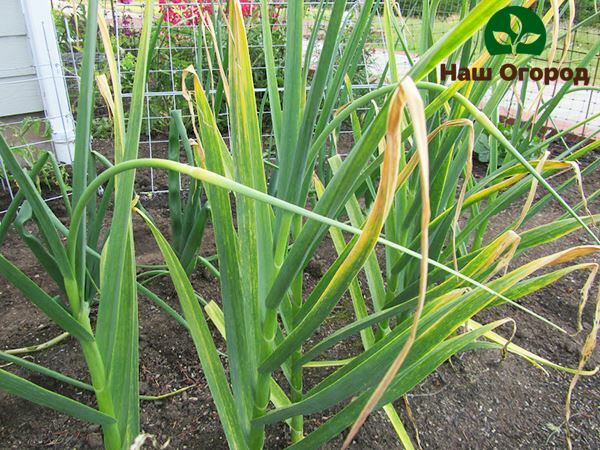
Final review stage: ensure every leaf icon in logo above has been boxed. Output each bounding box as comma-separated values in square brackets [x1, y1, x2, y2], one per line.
[485, 6, 547, 56]
[493, 31, 511, 45]
[509, 13, 522, 36]
[520, 32, 541, 45]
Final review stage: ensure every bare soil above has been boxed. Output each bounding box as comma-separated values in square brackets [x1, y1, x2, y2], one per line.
[0, 144, 598, 449]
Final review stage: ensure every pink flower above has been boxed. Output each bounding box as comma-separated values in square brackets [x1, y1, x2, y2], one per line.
[122, 12, 134, 36]
[159, 1, 255, 27]
[240, 0, 254, 16]
[159, 0, 206, 25]
[164, 8, 181, 25]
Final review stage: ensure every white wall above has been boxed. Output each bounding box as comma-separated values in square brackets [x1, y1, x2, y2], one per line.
[0, 0, 76, 162]
[0, 0, 44, 116]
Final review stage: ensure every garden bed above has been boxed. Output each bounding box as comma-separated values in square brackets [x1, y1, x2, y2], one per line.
[1, 145, 598, 449]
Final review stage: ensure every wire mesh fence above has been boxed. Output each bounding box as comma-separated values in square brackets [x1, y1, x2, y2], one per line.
[1, 0, 599, 209]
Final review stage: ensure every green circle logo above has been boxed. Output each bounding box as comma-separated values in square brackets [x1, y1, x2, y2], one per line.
[485, 6, 546, 56]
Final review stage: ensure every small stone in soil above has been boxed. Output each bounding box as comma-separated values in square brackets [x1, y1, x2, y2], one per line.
[85, 432, 103, 448]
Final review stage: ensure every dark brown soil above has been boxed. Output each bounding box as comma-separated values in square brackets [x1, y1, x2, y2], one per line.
[0, 145, 598, 449]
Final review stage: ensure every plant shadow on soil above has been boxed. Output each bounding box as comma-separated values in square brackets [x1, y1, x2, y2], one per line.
[0, 138, 598, 449]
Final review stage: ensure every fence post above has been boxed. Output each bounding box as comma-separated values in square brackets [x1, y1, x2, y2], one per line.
[21, 0, 75, 163]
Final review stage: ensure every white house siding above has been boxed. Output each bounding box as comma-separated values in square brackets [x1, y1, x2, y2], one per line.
[0, 0, 44, 116]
